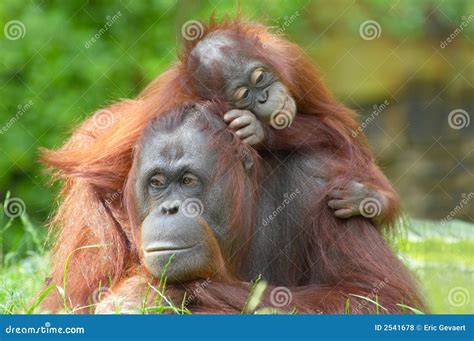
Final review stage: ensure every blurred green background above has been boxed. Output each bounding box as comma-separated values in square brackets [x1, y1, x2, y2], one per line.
[1, 0, 473, 314]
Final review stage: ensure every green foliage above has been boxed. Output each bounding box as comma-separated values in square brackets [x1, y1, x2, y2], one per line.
[1, 0, 473, 256]
[0, 253, 48, 314]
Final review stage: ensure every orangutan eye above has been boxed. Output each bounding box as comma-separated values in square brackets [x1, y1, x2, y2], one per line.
[251, 68, 265, 85]
[182, 174, 198, 187]
[234, 87, 250, 101]
[150, 175, 165, 188]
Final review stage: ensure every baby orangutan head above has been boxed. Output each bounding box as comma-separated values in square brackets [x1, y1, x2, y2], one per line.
[188, 30, 296, 129]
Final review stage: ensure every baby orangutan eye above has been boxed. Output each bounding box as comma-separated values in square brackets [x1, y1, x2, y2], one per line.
[233, 87, 250, 101]
[251, 68, 265, 85]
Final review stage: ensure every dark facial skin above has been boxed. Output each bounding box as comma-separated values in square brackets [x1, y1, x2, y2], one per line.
[189, 31, 296, 142]
[134, 112, 236, 282]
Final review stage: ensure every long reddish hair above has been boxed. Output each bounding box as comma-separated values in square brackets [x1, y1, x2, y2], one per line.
[180, 17, 398, 224]
[41, 17, 413, 312]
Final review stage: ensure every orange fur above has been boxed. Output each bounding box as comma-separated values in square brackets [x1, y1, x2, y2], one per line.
[40, 18, 421, 314]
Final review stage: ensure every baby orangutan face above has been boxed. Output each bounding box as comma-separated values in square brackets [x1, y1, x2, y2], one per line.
[224, 64, 296, 130]
[189, 31, 297, 131]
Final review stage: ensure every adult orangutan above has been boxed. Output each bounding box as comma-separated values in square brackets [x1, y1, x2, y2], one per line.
[94, 102, 425, 313]
[40, 18, 421, 313]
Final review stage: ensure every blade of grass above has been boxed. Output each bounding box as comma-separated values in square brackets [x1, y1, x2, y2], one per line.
[26, 284, 56, 314]
[241, 275, 267, 314]
[344, 298, 350, 314]
[148, 284, 182, 314]
[396, 303, 424, 314]
[71, 303, 101, 313]
[62, 244, 108, 311]
[156, 254, 174, 307]
[349, 294, 388, 313]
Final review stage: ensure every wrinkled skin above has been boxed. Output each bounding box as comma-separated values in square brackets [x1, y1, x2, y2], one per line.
[134, 107, 250, 282]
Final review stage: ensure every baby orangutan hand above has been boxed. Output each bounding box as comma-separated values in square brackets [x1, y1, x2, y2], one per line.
[328, 181, 389, 225]
[223, 109, 265, 146]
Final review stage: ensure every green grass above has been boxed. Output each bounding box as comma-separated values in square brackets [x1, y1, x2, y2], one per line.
[1, 217, 472, 314]
[0, 253, 49, 314]
[396, 219, 474, 314]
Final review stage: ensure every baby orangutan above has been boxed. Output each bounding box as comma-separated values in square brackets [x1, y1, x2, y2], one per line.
[186, 29, 395, 224]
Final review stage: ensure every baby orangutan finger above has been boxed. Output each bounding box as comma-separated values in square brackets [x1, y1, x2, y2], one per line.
[243, 135, 261, 146]
[229, 115, 253, 129]
[349, 181, 365, 191]
[334, 208, 357, 219]
[236, 124, 256, 138]
[223, 109, 251, 123]
[328, 199, 350, 210]
[328, 189, 350, 199]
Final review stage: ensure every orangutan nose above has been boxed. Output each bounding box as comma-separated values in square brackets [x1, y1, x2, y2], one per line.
[159, 200, 180, 215]
[257, 89, 269, 104]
